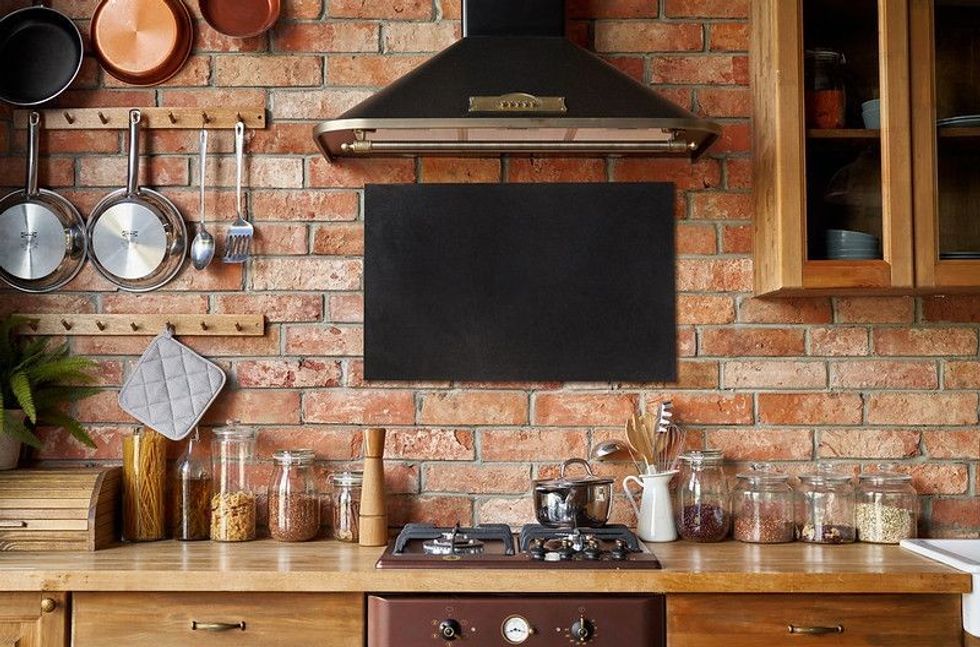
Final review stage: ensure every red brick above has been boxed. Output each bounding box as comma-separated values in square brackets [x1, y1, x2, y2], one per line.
[656, 361, 720, 389]
[758, 393, 863, 425]
[284, 325, 363, 356]
[677, 223, 718, 255]
[701, 328, 806, 357]
[420, 157, 502, 183]
[101, 293, 207, 314]
[250, 190, 359, 222]
[250, 258, 361, 291]
[677, 294, 735, 324]
[721, 224, 752, 253]
[809, 327, 870, 357]
[724, 360, 827, 389]
[532, 393, 636, 426]
[308, 157, 416, 188]
[303, 390, 415, 424]
[830, 360, 938, 389]
[726, 158, 751, 189]
[12, 129, 120, 155]
[697, 87, 751, 118]
[507, 158, 607, 183]
[874, 328, 978, 356]
[274, 22, 379, 53]
[77, 156, 187, 187]
[668, 393, 753, 424]
[204, 156, 303, 188]
[709, 22, 749, 51]
[817, 429, 920, 459]
[312, 224, 364, 256]
[679, 327, 697, 357]
[160, 88, 267, 108]
[328, 294, 363, 323]
[72, 328, 279, 357]
[329, 0, 431, 19]
[689, 192, 751, 220]
[476, 497, 533, 526]
[250, 223, 308, 256]
[345, 360, 450, 389]
[867, 393, 979, 426]
[327, 54, 429, 86]
[738, 297, 832, 324]
[902, 464, 970, 495]
[215, 55, 322, 86]
[595, 21, 703, 53]
[676, 258, 753, 292]
[612, 158, 721, 189]
[835, 297, 914, 323]
[425, 464, 529, 494]
[482, 429, 588, 461]
[665, 0, 749, 18]
[272, 88, 373, 119]
[389, 495, 473, 527]
[36, 425, 126, 461]
[194, 27, 266, 53]
[214, 294, 323, 323]
[931, 498, 980, 528]
[945, 361, 980, 389]
[651, 55, 748, 85]
[281, 0, 321, 19]
[73, 391, 125, 424]
[419, 391, 527, 425]
[384, 22, 459, 52]
[236, 359, 342, 388]
[921, 296, 980, 323]
[568, 0, 659, 18]
[922, 429, 980, 459]
[202, 390, 301, 425]
[707, 428, 813, 460]
[387, 429, 475, 460]
[603, 55, 645, 82]
[248, 123, 320, 155]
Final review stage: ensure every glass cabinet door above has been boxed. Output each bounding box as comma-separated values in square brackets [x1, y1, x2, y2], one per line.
[912, 0, 980, 288]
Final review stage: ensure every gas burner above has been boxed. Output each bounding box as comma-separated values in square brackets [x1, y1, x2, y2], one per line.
[392, 522, 515, 555]
[422, 526, 486, 556]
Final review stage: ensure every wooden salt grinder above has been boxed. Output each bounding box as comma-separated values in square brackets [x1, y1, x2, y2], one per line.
[359, 427, 388, 547]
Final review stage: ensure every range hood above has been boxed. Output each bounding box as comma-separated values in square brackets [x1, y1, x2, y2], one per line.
[314, 0, 720, 161]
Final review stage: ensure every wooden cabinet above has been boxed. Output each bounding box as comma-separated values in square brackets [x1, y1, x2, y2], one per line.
[72, 592, 363, 647]
[667, 593, 962, 646]
[752, 0, 980, 295]
[0, 592, 68, 647]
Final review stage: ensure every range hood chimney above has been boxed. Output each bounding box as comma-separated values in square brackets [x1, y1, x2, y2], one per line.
[314, 0, 720, 161]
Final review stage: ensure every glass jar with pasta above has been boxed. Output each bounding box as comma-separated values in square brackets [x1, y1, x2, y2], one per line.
[211, 427, 257, 542]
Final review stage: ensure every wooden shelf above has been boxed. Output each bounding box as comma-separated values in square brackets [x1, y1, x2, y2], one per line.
[807, 129, 881, 139]
[937, 126, 980, 138]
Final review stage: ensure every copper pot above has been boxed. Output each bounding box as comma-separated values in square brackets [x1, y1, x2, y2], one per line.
[91, 0, 193, 86]
[200, 0, 280, 38]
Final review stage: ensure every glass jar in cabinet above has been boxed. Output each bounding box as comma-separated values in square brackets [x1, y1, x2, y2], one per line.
[269, 449, 321, 542]
[796, 465, 855, 544]
[732, 464, 795, 544]
[675, 449, 730, 542]
[330, 471, 362, 543]
[211, 427, 257, 542]
[855, 466, 918, 544]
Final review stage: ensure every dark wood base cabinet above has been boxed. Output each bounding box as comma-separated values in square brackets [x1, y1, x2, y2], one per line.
[667, 594, 963, 646]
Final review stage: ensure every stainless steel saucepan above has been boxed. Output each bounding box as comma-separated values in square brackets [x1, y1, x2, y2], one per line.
[0, 112, 86, 293]
[87, 109, 187, 292]
[532, 458, 613, 528]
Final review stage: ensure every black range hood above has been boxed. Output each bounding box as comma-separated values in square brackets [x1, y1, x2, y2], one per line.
[314, 0, 720, 161]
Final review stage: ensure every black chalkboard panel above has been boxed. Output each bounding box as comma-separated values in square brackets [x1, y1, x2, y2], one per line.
[364, 183, 676, 382]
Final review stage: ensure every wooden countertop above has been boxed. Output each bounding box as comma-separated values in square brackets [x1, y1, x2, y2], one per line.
[0, 540, 970, 594]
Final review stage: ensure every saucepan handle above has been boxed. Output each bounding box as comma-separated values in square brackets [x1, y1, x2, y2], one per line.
[25, 112, 40, 197]
[126, 109, 141, 196]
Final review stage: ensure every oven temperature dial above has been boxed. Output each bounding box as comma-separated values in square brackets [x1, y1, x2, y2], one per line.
[569, 615, 595, 643]
[502, 615, 534, 644]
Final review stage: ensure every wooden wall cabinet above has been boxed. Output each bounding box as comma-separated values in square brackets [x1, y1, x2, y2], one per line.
[0, 592, 68, 647]
[752, 0, 980, 295]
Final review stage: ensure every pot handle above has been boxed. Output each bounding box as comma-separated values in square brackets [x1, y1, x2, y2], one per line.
[559, 457, 595, 479]
[126, 109, 142, 197]
[622, 475, 643, 518]
[24, 112, 40, 197]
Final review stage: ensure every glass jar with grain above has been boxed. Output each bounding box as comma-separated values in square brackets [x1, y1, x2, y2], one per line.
[855, 466, 918, 544]
[675, 449, 730, 542]
[172, 428, 211, 541]
[269, 449, 321, 542]
[732, 463, 795, 544]
[211, 427, 257, 542]
[330, 471, 362, 543]
[796, 464, 856, 544]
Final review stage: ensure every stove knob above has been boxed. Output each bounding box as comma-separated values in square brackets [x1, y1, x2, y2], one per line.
[438, 619, 462, 641]
[569, 616, 595, 643]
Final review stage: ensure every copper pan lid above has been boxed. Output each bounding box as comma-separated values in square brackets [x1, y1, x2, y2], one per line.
[92, 0, 193, 86]
[200, 0, 280, 38]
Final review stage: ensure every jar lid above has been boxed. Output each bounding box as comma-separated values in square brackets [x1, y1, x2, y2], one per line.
[858, 464, 913, 483]
[680, 449, 724, 464]
[737, 462, 790, 482]
[213, 427, 256, 440]
[330, 470, 363, 487]
[799, 464, 852, 484]
[805, 48, 846, 63]
[273, 449, 316, 465]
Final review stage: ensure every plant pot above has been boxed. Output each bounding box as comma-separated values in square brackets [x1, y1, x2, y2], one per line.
[0, 409, 24, 471]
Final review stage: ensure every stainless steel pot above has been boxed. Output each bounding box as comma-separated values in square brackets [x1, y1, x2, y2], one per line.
[532, 458, 613, 528]
[0, 111, 86, 293]
[87, 109, 186, 292]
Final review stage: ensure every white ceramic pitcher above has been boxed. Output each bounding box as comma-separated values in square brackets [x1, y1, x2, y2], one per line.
[623, 470, 678, 543]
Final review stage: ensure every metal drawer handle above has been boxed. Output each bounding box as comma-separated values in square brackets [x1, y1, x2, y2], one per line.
[0, 521, 27, 528]
[191, 621, 246, 632]
[788, 624, 844, 635]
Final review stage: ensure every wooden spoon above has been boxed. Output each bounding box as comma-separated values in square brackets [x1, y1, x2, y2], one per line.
[625, 414, 653, 470]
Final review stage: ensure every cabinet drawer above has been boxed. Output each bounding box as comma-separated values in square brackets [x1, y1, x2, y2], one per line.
[72, 592, 363, 647]
[668, 594, 961, 647]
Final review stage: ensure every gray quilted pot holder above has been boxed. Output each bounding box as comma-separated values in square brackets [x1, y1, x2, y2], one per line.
[118, 329, 227, 441]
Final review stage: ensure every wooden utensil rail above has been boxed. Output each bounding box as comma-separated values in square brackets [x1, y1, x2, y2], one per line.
[14, 314, 265, 337]
[12, 108, 266, 130]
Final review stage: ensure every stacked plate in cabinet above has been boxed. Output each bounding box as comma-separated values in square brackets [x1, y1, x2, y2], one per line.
[825, 229, 880, 260]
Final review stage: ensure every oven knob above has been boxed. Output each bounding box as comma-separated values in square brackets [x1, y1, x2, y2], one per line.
[569, 615, 595, 643]
[438, 619, 463, 641]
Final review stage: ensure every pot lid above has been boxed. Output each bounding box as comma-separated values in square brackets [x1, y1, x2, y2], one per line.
[315, 0, 720, 161]
[534, 458, 613, 490]
[0, 201, 66, 280]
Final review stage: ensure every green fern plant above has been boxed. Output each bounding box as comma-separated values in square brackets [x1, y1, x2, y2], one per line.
[0, 317, 98, 449]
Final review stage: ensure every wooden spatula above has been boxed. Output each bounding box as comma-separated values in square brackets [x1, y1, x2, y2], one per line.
[625, 414, 653, 470]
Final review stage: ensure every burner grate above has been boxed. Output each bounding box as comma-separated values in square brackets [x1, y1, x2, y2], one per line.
[519, 524, 642, 553]
[393, 523, 516, 555]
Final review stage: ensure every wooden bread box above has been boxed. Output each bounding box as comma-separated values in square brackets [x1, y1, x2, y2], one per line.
[0, 468, 121, 551]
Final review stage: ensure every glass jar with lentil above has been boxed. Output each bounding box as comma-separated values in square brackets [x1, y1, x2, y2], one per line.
[675, 449, 730, 542]
[732, 463, 796, 544]
[269, 449, 321, 542]
[796, 464, 856, 544]
[855, 465, 918, 544]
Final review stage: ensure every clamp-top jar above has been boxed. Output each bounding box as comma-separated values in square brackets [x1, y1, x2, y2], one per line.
[855, 466, 918, 544]
[796, 464, 855, 544]
[732, 463, 795, 544]
[675, 449, 730, 542]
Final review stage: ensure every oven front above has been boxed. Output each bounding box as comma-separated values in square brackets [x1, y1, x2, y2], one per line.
[367, 594, 666, 647]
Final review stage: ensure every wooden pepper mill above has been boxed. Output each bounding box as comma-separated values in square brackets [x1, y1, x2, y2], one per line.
[359, 427, 388, 547]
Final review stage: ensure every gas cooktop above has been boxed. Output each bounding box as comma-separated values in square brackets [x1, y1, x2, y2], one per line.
[376, 523, 662, 570]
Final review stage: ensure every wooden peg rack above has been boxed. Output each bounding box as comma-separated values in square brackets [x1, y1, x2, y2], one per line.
[13, 107, 267, 130]
[14, 314, 265, 337]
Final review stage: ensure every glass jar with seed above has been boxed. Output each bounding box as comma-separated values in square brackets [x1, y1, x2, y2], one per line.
[211, 427, 257, 542]
[675, 449, 730, 542]
[732, 463, 796, 544]
[172, 429, 212, 541]
[269, 449, 321, 542]
[330, 470, 362, 543]
[855, 465, 918, 544]
[796, 464, 856, 544]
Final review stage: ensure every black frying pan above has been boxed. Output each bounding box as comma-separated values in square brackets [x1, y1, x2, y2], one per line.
[0, 2, 83, 106]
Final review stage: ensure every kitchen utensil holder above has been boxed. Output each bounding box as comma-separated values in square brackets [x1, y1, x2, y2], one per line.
[12, 107, 266, 130]
[14, 314, 264, 337]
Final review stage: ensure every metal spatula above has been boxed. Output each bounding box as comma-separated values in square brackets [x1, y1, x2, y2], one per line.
[223, 121, 253, 263]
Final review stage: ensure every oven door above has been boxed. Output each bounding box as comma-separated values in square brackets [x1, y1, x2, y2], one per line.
[367, 595, 665, 647]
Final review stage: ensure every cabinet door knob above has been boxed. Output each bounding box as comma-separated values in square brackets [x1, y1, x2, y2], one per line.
[40, 598, 57, 614]
[788, 624, 844, 635]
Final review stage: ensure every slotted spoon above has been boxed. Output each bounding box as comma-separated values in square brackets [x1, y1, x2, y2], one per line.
[223, 121, 253, 263]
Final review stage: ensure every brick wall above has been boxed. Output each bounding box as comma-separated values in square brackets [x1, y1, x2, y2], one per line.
[0, 0, 977, 537]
